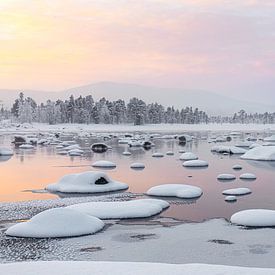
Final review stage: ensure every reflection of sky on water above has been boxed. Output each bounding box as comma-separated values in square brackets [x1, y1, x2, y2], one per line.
[0, 132, 275, 222]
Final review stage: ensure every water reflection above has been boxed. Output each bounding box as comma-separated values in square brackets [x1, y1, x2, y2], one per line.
[1, 132, 275, 222]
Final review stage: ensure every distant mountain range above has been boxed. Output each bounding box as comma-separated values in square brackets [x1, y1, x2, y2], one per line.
[0, 81, 274, 115]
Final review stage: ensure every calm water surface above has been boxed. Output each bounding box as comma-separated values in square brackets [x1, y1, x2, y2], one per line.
[1, 131, 275, 222]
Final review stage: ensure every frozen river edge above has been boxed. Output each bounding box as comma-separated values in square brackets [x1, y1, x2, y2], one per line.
[1, 194, 275, 268]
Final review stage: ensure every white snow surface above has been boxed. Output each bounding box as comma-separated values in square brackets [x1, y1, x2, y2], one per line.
[92, 160, 116, 168]
[146, 184, 203, 199]
[211, 145, 247, 154]
[182, 160, 209, 167]
[240, 173, 257, 180]
[152, 152, 164, 157]
[0, 261, 273, 275]
[67, 199, 169, 219]
[0, 147, 13, 156]
[5, 208, 104, 238]
[179, 152, 198, 161]
[217, 174, 236, 180]
[46, 171, 128, 193]
[231, 209, 275, 227]
[241, 146, 275, 161]
[130, 162, 145, 169]
[222, 188, 252, 196]
[225, 196, 237, 202]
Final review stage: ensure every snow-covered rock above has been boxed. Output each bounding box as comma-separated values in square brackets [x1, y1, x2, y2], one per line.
[182, 160, 209, 167]
[264, 135, 275, 142]
[6, 208, 104, 238]
[235, 141, 253, 148]
[146, 184, 203, 199]
[152, 152, 164, 158]
[240, 173, 257, 180]
[241, 146, 275, 161]
[67, 199, 169, 219]
[130, 163, 145, 169]
[68, 149, 84, 156]
[19, 144, 34, 149]
[92, 160, 116, 168]
[222, 188, 251, 196]
[166, 151, 174, 156]
[211, 145, 246, 154]
[122, 151, 132, 156]
[232, 164, 242, 170]
[217, 174, 236, 180]
[225, 196, 237, 202]
[46, 171, 128, 193]
[231, 209, 275, 227]
[179, 152, 198, 161]
[0, 147, 13, 156]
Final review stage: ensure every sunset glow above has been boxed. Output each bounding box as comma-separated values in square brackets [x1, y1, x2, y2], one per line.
[0, 0, 275, 99]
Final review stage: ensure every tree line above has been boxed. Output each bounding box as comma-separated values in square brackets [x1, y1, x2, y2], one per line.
[0, 92, 274, 125]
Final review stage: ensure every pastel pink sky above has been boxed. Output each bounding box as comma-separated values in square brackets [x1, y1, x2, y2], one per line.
[0, 0, 275, 102]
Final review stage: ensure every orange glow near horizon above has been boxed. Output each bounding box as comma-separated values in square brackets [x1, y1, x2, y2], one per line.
[0, 0, 274, 93]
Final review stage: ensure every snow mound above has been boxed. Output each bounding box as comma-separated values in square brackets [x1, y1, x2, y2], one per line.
[225, 196, 237, 202]
[182, 160, 208, 167]
[68, 149, 84, 156]
[235, 141, 253, 148]
[179, 152, 198, 161]
[67, 199, 169, 219]
[146, 184, 202, 199]
[211, 145, 246, 154]
[19, 144, 34, 149]
[231, 209, 275, 227]
[46, 171, 128, 193]
[241, 146, 275, 161]
[166, 151, 174, 156]
[217, 174, 236, 180]
[6, 208, 104, 238]
[264, 135, 275, 142]
[0, 147, 13, 156]
[240, 173, 257, 180]
[92, 160, 116, 168]
[130, 163, 145, 169]
[222, 188, 251, 196]
[122, 151, 131, 156]
[152, 152, 164, 157]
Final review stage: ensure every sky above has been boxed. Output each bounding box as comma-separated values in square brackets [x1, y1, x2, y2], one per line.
[0, 0, 275, 104]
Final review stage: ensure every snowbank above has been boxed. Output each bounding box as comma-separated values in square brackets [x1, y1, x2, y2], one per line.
[241, 146, 275, 161]
[6, 208, 104, 238]
[0, 261, 273, 275]
[146, 184, 203, 199]
[46, 171, 128, 193]
[231, 209, 275, 227]
[67, 199, 169, 219]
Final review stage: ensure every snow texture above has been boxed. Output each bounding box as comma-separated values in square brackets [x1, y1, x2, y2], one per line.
[241, 146, 275, 161]
[92, 160, 116, 168]
[179, 152, 198, 161]
[217, 174, 236, 180]
[146, 184, 203, 199]
[46, 171, 128, 193]
[182, 160, 209, 167]
[6, 208, 104, 238]
[222, 188, 251, 196]
[67, 199, 169, 219]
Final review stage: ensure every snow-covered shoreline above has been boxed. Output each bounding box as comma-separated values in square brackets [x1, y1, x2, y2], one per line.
[1, 122, 275, 133]
[0, 261, 274, 275]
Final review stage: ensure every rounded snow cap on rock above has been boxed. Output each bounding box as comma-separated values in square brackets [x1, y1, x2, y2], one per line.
[6, 208, 104, 238]
[222, 188, 251, 196]
[122, 151, 132, 156]
[152, 152, 164, 158]
[179, 152, 198, 161]
[239, 173, 257, 180]
[166, 151, 174, 156]
[231, 209, 275, 227]
[225, 196, 237, 202]
[92, 160, 116, 168]
[217, 174, 236, 181]
[182, 160, 208, 167]
[130, 163, 145, 169]
[146, 184, 202, 199]
[0, 147, 14, 156]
